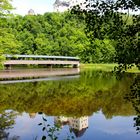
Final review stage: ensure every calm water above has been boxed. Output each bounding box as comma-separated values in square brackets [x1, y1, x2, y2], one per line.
[0, 69, 139, 140]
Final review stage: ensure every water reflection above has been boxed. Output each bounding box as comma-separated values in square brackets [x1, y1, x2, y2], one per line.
[0, 69, 140, 139]
[0, 110, 19, 140]
[54, 116, 88, 138]
[124, 75, 140, 134]
[0, 68, 80, 80]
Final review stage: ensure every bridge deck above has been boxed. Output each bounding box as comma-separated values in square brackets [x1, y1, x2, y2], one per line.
[3, 55, 80, 69]
[4, 60, 79, 65]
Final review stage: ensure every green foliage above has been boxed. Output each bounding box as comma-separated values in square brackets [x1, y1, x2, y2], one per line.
[0, 0, 13, 17]
[125, 75, 140, 133]
[82, 39, 115, 63]
[71, 0, 140, 69]
[0, 28, 21, 54]
[0, 111, 15, 130]
[1, 0, 139, 66]
[0, 70, 136, 118]
[38, 114, 75, 140]
[0, 55, 5, 69]
[0, 8, 118, 63]
[0, 110, 16, 139]
[0, 0, 21, 69]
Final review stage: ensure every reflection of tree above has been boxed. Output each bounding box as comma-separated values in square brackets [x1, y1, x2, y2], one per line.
[0, 71, 135, 118]
[38, 114, 88, 139]
[125, 75, 140, 134]
[0, 70, 139, 136]
[0, 110, 17, 139]
[38, 112, 75, 140]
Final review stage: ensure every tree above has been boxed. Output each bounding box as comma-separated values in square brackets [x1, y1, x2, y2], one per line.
[0, 0, 13, 17]
[71, 0, 140, 70]
[0, 0, 19, 68]
[0, 28, 21, 54]
[0, 111, 16, 139]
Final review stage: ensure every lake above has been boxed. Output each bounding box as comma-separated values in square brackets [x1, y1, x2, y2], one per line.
[0, 68, 139, 140]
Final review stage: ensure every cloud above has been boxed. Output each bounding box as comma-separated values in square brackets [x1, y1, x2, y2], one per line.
[11, 0, 55, 15]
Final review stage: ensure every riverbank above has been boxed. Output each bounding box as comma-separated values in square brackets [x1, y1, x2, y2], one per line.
[0, 63, 139, 73]
[80, 64, 140, 73]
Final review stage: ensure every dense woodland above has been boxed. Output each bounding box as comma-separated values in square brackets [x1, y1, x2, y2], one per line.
[0, 0, 140, 70]
[71, 0, 140, 71]
[0, 0, 140, 71]
[0, 12, 116, 63]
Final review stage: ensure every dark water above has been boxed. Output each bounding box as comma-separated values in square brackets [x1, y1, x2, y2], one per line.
[0, 69, 139, 140]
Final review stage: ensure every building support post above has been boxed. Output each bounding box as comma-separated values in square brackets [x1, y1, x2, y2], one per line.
[73, 64, 79, 68]
[5, 64, 12, 70]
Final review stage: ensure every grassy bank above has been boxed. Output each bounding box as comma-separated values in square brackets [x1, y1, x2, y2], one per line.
[80, 63, 140, 73]
[0, 63, 139, 73]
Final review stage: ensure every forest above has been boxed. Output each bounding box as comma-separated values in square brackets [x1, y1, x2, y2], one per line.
[0, 0, 139, 70]
[0, 11, 116, 63]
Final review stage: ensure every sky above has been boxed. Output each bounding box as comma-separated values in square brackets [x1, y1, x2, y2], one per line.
[11, 0, 140, 15]
[11, 0, 56, 15]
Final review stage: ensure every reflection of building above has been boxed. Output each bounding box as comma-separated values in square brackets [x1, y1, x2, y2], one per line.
[54, 116, 69, 127]
[28, 9, 35, 15]
[53, 0, 85, 12]
[29, 113, 36, 118]
[69, 117, 88, 130]
[54, 116, 88, 137]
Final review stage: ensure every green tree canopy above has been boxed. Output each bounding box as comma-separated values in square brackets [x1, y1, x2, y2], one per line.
[71, 0, 140, 70]
[0, 0, 13, 16]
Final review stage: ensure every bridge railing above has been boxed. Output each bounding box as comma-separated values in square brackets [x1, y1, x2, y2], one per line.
[5, 54, 79, 61]
[3, 55, 80, 69]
